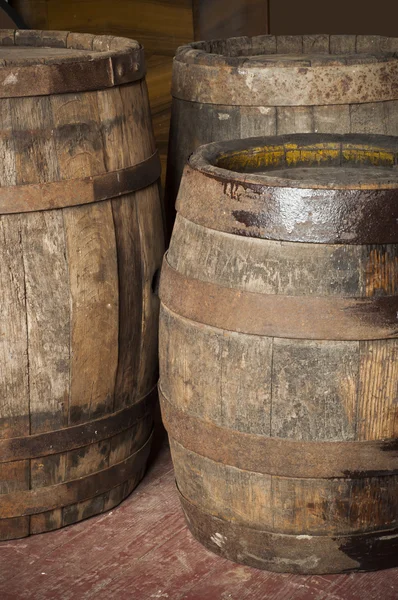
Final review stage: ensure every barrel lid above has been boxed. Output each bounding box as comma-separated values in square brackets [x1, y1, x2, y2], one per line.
[173, 34, 398, 106]
[177, 134, 398, 244]
[0, 29, 145, 98]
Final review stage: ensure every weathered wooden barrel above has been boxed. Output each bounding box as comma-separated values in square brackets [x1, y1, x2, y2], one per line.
[159, 133, 398, 574]
[0, 30, 165, 540]
[165, 33, 398, 233]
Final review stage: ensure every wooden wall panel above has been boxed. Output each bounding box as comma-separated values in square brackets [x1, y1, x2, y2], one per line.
[11, 0, 47, 28]
[269, 0, 398, 36]
[193, 0, 269, 41]
[45, 0, 193, 55]
[12, 0, 193, 53]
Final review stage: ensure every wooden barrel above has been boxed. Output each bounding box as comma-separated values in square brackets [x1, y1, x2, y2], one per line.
[159, 133, 398, 574]
[165, 33, 398, 233]
[0, 30, 165, 540]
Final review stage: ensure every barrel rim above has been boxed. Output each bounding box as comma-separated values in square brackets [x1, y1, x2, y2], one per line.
[0, 29, 146, 97]
[2, 29, 142, 60]
[175, 34, 398, 68]
[188, 133, 398, 191]
[172, 35, 398, 106]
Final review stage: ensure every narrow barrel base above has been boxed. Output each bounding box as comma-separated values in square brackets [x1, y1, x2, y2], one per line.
[179, 489, 398, 575]
[0, 432, 153, 541]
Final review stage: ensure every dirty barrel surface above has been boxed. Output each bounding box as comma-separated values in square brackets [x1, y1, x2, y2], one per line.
[165, 33, 398, 234]
[159, 133, 398, 574]
[0, 30, 165, 540]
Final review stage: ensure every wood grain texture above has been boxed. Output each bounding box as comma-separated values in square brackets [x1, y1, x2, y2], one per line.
[0, 211, 30, 539]
[160, 305, 362, 442]
[160, 306, 272, 435]
[97, 82, 161, 467]
[0, 216, 28, 439]
[112, 196, 143, 411]
[276, 106, 314, 135]
[350, 103, 390, 135]
[10, 1, 269, 189]
[63, 202, 119, 424]
[0, 36, 164, 540]
[165, 100, 278, 232]
[313, 104, 351, 134]
[20, 212, 70, 434]
[271, 339, 359, 441]
[168, 216, 367, 297]
[357, 340, 398, 441]
[51, 88, 117, 425]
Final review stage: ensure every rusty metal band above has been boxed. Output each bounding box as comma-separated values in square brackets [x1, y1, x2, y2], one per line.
[179, 491, 398, 574]
[172, 57, 398, 106]
[0, 431, 152, 519]
[177, 163, 398, 244]
[0, 151, 160, 214]
[0, 51, 146, 99]
[160, 257, 398, 341]
[160, 389, 398, 479]
[0, 387, 157, 463]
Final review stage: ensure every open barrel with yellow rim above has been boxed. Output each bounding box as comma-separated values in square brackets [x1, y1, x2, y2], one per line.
[159, 133, 398, 574]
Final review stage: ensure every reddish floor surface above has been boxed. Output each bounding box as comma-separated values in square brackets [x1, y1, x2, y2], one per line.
[1, 432, 398, 600]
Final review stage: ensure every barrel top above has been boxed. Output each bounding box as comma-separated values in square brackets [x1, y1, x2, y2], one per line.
[0, 29, 145, 97]
[173, 34, 398, 106]
[189, 133, 398, 190]
[176, 134, 398, 244]
[177, 34, 398, 68]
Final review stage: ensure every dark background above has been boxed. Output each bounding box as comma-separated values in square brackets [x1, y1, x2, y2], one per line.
[270, 0, 398, 35]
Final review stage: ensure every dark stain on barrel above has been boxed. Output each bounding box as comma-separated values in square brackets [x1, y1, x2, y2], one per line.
[380, 439, 398, 453]
[342, 468, 397, 478]
[55, 122, 103, 153]
[345, 296, 398, 335]
[232, 209, 267, 229]
[336, 530, 398, 572]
